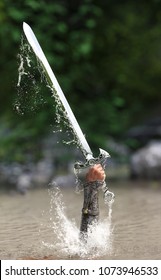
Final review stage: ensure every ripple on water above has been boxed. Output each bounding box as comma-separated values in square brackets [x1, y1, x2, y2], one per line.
[0, 183, 161, 259]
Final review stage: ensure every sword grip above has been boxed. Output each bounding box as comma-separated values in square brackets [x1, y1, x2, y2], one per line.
[74, 148, 115, 203]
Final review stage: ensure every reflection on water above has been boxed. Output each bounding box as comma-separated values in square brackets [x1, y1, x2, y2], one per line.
[0, 180, 161, 260]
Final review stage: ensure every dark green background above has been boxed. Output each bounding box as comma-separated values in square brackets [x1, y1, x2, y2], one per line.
[0, 0, 161, 162]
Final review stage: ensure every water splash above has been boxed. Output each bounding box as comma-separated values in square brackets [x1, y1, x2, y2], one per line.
[16, 37, 79, 147]
[41, 185, 113, 259]
[17, 36, 115, 258]
[43, 80, 80, 149]
[15, 36, 47, 115]
[102, 182, 115, 204]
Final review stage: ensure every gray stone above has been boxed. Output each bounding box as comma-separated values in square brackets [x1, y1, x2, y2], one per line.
[17, 173, 32, 194]
[32, 160, 53, 186]
[130, 141, 161, 179]
[51, 174, 76, 188]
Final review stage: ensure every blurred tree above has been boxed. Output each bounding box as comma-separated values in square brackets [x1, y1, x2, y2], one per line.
[0, 0, 161, 161]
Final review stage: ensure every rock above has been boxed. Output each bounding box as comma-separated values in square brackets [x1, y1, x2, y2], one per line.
[32, 160, 53, 186]
[106, 138, 130, 158]
[130, 141, 161, 179]
[0, 163, 23, 185]
[0, 131, 82, 191]
[17, 172, 32, 194]
[51, 174, 76, 188]
[127, 117, 161, 146]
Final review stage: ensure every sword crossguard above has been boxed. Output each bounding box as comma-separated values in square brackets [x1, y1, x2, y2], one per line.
[74, 148, 110, 170]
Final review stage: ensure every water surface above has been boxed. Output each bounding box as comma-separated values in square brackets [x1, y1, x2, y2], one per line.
[0, 180, 161, 259]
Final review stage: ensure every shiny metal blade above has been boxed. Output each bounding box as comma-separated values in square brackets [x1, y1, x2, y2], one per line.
[23, 22, 93, 157]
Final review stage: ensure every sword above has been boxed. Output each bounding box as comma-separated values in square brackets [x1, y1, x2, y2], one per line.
[22, 22, 110, 170]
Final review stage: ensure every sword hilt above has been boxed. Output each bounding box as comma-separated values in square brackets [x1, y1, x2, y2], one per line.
[75, 148, 115, 204]
[74, 148, 110, 170]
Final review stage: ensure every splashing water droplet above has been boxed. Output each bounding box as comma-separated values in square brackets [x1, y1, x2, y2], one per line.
[102, 182, 115, 205]
[15, 36, 48, 115]
[17, 53, 28, 87]
[40, 185, 113, 259]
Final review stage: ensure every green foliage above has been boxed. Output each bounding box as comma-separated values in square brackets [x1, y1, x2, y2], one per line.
[1, 0, 161, 161]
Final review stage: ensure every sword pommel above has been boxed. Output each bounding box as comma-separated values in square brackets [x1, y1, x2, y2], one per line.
[74, 148, 110, 170]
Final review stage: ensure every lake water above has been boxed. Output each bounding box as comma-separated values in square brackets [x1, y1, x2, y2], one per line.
[0, 180, 161, 260]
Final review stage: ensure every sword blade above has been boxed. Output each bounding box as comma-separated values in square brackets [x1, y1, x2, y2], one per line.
[23, 22, 92, 158]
